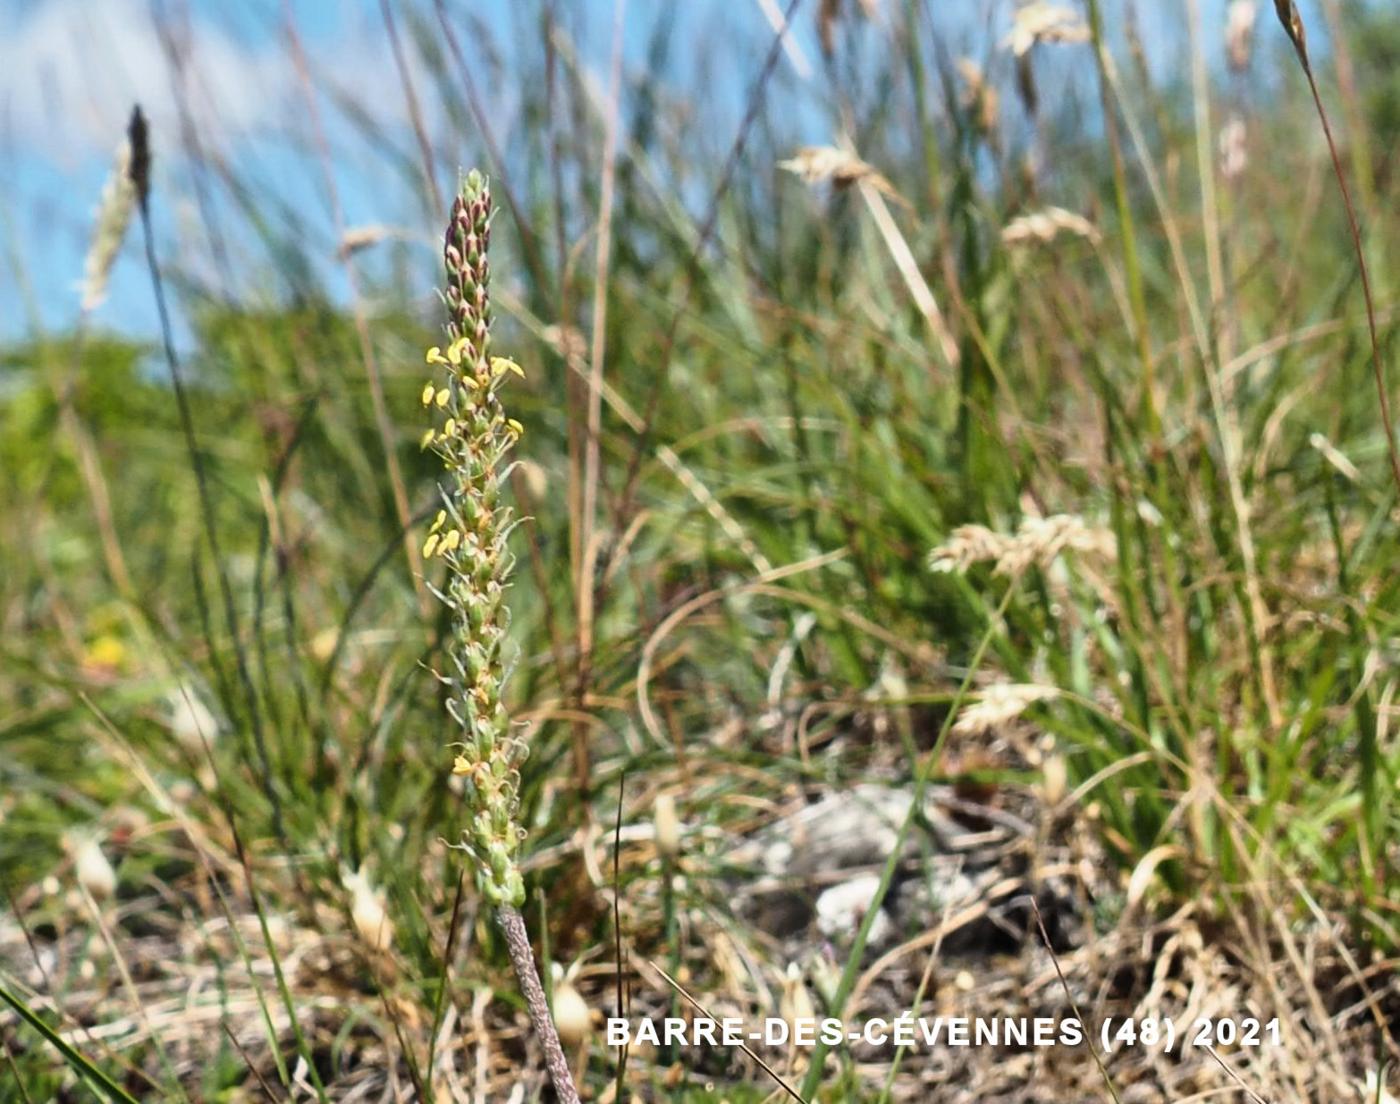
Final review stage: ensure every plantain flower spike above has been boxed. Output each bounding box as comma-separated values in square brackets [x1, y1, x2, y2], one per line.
[426, 171, 527, 908]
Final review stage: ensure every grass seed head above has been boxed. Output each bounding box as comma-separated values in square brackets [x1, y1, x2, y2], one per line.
[81, 139, 137, 312]
[1001, 207, 1101, 248]
[1004, 3, 1090, 57]
[952, 683, 1058, 737]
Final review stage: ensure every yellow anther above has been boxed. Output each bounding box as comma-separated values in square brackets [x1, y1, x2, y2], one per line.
[419, 428, 436, 449]
[443, 418, 457, 437]
[422, 533, 440, 558]
[420, 381, 436, 406]
[425, 346, 447, 365]
[447, 337, 471, 364]
[435, 388, 451, 408]
[439, 529, 462, 554]
[430, 509, 447, 533]
[491, 356, 524, 380]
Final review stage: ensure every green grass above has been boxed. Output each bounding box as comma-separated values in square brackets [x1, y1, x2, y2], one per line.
[3, 1, 1400, 1099]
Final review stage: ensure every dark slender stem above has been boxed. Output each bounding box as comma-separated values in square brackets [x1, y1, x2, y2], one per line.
[1300, 64, 1400, 501]
[128, 106, 287, 849]
[1275, 3, 1400, 500]
[498, 905, 581, 1104]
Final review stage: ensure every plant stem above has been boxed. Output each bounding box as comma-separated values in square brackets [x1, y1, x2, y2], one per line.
[498, 905, 581, 1104]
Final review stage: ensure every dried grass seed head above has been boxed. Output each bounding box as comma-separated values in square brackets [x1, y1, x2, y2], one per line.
[952, 683, 1058, 737]
[1004, 3, 1089, 57]
[929, 514, 1114, 576]
[779, 145, 900, 200]
[81, 139, 137, 312]
[1001, 207, 1101, 248]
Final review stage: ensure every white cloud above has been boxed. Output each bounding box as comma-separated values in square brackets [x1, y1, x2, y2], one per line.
[0, 0, 302, 163]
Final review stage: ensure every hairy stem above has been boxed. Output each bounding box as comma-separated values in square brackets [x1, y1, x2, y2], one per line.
[498, 906, 581, 1104]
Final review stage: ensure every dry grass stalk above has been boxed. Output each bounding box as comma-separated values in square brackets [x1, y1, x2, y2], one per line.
[1308, 432, 1361, 483]
[780, 144, 961, 368]
[753, 0, 813, 78]
[1270, 0, 1400, 500]
[533, 309, 773, 573]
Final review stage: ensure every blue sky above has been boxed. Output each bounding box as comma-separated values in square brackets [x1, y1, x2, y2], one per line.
[1, 0, 788, 342]
[1, 0, 1259, 346]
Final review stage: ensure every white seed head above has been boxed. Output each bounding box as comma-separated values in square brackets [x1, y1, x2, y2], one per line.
[1042, 751, 1068, 805]
[1004, 3, 1090, 57]
[653, 792, 682, 860]
[66, 833, 117, 901]
[778, 146, 899, 199]
[952, 683, 1058, 737]
[81, 139, 137, 313]
[931, 514, 1114, 576]
[928, 524, 1011, 573]
[343, 867, 395, 953]
[1002, 207, 1101, 248]
[551, 972, 592, 1047]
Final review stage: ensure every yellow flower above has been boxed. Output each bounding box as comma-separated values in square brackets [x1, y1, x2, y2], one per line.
[83, 634, 126, 673]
